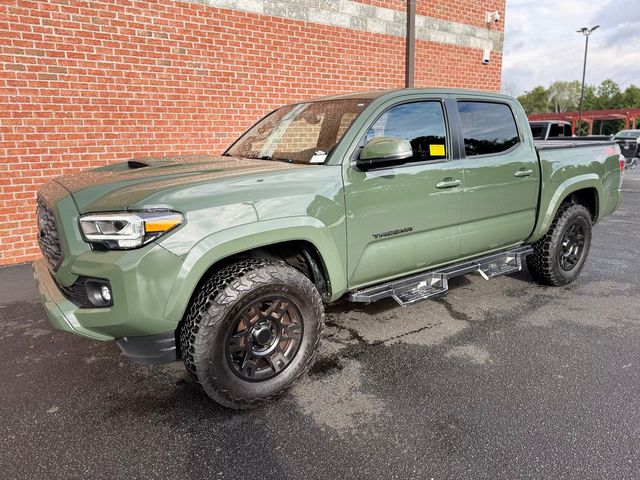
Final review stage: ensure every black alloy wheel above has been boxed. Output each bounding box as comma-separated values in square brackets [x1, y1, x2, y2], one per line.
[225, 295, 303, 382]
[558, 223, 586, 271]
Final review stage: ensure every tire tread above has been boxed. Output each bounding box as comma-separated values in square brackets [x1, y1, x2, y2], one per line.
[527, 202, 592, 286]
[179, 259, 324, 409]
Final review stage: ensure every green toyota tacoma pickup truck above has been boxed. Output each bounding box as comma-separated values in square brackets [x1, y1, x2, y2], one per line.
[33, 89, 625, 408]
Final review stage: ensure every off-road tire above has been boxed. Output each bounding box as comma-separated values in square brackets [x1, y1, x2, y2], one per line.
[527, 203, 592, 286]
[179, 259, 324, 409]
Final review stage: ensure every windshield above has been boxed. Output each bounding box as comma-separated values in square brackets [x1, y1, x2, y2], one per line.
[226, 99, 371, 164]
[614, 130, 640, 139]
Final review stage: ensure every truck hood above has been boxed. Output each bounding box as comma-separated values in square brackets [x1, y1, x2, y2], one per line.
[53, 155, 308, 212]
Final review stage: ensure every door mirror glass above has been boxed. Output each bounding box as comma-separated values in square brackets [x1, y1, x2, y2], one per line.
[357, 136, 413, 170]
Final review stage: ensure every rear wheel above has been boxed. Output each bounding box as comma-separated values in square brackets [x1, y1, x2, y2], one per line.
[179, 259, 324, 409]
[527, 203, 592, 286]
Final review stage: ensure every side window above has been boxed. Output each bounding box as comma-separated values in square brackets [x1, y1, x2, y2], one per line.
[564, 124, 572, 137]
[549, 123, 562, 137]
[365, 101, 448, 162]
[457, 102, 520, 156]
[530, 124, 544, 139]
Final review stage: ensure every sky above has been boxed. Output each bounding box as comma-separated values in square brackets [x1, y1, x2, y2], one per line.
[501, 0, 640, 96]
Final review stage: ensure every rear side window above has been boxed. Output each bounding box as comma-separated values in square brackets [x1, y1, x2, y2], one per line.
[365, 101, 448, 162]
[549, 123, 562, 137]
[457, 102, 520, 156]
[530, 124, 544, 139]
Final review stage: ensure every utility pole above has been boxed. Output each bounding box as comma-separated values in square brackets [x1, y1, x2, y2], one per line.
[405, 0, 416, 88]
[576, 25, 599, 136]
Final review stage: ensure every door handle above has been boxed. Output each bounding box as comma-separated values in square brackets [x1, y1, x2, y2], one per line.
[514, 169, 533, 178]
[435, 178, 461, 189]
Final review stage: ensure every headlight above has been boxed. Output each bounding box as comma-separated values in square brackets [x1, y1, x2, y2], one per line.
[79, 210, 183, 249]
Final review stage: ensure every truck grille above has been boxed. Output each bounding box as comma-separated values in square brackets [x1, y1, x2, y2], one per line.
[36, 196, 63, 270]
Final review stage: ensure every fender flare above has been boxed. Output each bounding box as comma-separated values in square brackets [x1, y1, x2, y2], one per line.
[163, 217, 347, 322]
[528, 174, 602, 243]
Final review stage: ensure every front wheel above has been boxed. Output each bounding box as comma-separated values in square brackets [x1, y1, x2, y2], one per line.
[527, 203, 592, 286]
[179, 259, 324, 409]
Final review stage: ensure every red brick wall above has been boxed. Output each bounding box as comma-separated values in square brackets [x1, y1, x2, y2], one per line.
[0, 0, 504, 265]
[414, 42, 503, 89]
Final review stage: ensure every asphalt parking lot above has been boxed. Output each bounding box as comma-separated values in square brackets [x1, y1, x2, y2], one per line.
[2, 169, 639, 479]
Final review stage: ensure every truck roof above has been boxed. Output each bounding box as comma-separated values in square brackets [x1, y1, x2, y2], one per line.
[307, 88, 516, 103]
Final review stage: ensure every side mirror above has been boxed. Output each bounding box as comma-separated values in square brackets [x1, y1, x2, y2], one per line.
[356, 136, 413, 170]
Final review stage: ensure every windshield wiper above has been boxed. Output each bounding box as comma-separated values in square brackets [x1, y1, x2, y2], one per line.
[225, 154, 295, 163]
[259, 155, 293, 163]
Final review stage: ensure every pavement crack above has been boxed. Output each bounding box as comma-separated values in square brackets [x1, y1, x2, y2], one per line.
[319, 320, 383, 369]
[326, 316, 446, 345]
[434, 297, 471, 322]
[381, 322, 445, 343]
[325, 319, 374, 346]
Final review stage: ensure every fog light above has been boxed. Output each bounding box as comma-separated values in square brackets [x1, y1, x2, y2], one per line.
[100, 285, 111, 303]
[85, 280, 113, 307]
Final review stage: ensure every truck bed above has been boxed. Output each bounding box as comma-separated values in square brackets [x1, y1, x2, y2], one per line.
[533, 138, 622, 229]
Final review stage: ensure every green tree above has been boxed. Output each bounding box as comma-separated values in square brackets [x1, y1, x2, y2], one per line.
[622, 85, 640, 108]
[517, 80, 640, 115]
[575, 120, 589, 136]
[517, 86, 550, 115]
[547, 80, 581, 112]
[580, 84, 597, 111]
[595, 79, 623, 109]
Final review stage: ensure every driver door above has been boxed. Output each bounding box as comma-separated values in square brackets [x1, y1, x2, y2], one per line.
[343, 98, 464, 289]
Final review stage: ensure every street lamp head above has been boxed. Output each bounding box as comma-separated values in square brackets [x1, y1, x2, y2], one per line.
[577, 25, 600, 36]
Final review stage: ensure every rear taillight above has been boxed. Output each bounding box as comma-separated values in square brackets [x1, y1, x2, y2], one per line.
[620, 154, 625, 188]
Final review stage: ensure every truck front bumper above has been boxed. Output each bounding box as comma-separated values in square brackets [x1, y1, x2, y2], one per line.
[33, 248, 182, 364]
[33, 258, 113, 341]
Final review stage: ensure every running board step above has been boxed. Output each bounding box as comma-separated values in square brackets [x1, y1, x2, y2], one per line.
[349, 246, 533, 307]
[476, 252, 525, 279]
[392, 274, 447, 306]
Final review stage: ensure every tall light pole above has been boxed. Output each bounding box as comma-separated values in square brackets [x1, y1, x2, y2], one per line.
[405, 0, 416, 88]
[576, 25, 599, 135]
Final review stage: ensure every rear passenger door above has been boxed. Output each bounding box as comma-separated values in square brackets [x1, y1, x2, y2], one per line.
[452, 98, 540, 257]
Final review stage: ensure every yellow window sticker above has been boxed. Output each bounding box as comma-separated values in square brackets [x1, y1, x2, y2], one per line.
[429, 144, 445, 156]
